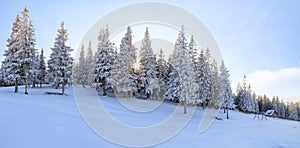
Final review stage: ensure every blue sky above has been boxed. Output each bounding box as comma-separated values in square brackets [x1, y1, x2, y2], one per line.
[0, 0, 299, 101]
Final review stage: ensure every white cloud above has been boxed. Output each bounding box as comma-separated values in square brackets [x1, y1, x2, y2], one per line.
[247, 67, 300, 102]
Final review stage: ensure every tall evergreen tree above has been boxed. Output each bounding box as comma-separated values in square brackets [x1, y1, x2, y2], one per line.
[47, 21, 73, 95]
[30, 51, 39, 88]
[1, 15, 22, 91]
[172, 26, 198, 113]
[138, 27, 157, 98]
[94, 27, 115, 95]
[111, 26, 137, 98]
[188, 35, 198, 69]
[86, 40, 94, 85]
[209, 59, 221, 108]
[37, 48, 47, 87]
[165, 56, 181, 102]
[195, 50, 212, 108]
[78, 44, 88, 87]
[235, 76, 254, 112]
[220, 61, 234, 119]
[252, 92, 259, 113]
[156, 48, 168, 84]
[15, 6, 37, 94]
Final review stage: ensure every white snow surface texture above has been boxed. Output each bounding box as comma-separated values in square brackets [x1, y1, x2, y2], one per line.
[0, 86, 299, 148]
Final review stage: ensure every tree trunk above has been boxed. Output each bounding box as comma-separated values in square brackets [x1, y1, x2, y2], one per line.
[202, 103, 205, 110]
[25, 78, 28, 94]
[184, 98, 187, 114]
[226, 107, 229, 119]
[62, 83, 65, 95]
[103, 87, 107, 96]
[14, 78, 18, 93]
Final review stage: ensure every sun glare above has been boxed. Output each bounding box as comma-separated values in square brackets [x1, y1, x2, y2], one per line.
[133, 62, 140, 71]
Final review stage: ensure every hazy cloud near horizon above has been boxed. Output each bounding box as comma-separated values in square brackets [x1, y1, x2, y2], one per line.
[248, 67, 300, 102]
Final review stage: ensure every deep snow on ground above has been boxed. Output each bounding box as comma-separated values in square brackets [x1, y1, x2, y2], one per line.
[0, 86, 299, 148]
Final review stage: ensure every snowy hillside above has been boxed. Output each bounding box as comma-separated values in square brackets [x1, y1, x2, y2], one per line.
[0, 86, 299, 148]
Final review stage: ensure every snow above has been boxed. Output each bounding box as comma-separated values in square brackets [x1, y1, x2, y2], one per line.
[0, 86, 300, 148]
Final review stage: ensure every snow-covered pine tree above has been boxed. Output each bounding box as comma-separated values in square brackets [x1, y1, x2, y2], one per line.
[77, 44, 88, 87]
[72, 61, 79, 85]
[288, 102, 300, 121]
[138, 27, 157, 99]
[37, 48, 47, 87]
[30, 51, 39, 88]
[235, 76, 254, 112]
[172, 26, 198, 113]
[209, 59, 222, 108]
[47, 21, 73, 95]
[1, 15, 22, 91]
[188, 35, 198, 69]
[110, 26, 137, 98]
[86, 40, 94, 86]
[157, 48, 169, 84]
[195, 49, 212, 108]
[94, 26, 115, 95]
[252, 92, 259, 113]
[278, 99, 286, 118]
[15, 6, 37, 94]
[165, 56, 181, 102]
[219, 61, 234, 119]
[126, 27, 138, 97]
[0, 64, 4, 86]
[247, 84, 255, 112]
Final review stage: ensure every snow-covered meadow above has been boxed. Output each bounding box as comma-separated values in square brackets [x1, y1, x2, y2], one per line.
[0, 86, 299, 148]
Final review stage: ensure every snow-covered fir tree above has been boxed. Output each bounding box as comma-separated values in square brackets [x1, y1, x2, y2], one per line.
[15, 6, 37, 94]
[138, 27, 157, 99]
[208, 59, 222, 108]
[37, 48, 47, 87]
[235, 76, 254, 112]
[195, 49, 212, 108]
[165, 56, 181, 102]
[94, 26, 115, 95]
[156, 48, 169, 84]
[1, 15, 22, 90]
[188, 35, 198, 69]
[287, 102, 300, 121]
[86, 40, 94, 86]
[126, 27, 138, 97]
[111, 26, 137, 98]
[47, 21, 73, 95]
[77, 44, 89, 87]
[219, 61, 234, 118]
[252, 92, 259, 113]
[30, 51, 39, 88]
[171, 26, 198, 113]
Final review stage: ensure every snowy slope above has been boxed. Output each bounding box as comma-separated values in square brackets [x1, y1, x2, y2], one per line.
[0, 86, 299, 148]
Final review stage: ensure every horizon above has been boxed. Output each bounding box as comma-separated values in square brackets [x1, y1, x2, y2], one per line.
[0, 0, 299, 102]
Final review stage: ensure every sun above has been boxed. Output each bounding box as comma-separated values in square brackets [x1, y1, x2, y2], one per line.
[133, 62, 140, 71]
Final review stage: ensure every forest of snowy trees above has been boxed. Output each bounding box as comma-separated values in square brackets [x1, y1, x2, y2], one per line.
[1, 6, 299, 121]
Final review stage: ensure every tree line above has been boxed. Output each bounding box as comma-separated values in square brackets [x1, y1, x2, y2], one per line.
[1, 6, 299, 120]
[235, 75, 300, 121]
[72, 25, 233, 115]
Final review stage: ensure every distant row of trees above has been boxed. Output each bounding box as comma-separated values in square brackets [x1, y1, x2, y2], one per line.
[234, 76, 300, 121]
[0, 7, 73, 94]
